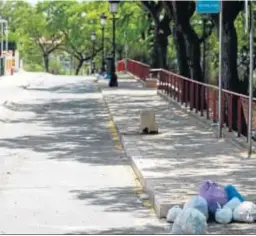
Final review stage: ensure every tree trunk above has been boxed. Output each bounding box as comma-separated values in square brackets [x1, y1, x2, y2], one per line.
[142, 3, 171, 69]
[171, 1, 205, 109]
[156, 33, 168, 69]
[157, 15, 171, 69]
[75, 59, 84, 75]
[181, 24, 206, 109]
[172, 25, 190, 77]
[173, 25, 190, 103]
[182, 26, 203, 82]
[150, 37, 159, 68]
[222, 22, 246, 92]
[170, 1, 203, 82]
[222, 19, 247, 135]
[119, 50, 123, 60]
[151, 29, 169, 69]
[43, 53, 49, 73]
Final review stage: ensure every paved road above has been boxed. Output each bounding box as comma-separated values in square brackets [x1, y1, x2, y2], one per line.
[0, 73, 169, 234]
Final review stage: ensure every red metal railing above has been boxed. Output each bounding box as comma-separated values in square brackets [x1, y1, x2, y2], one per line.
[117, 60, 126, 72]
[156, 68, 256, 137]
[120, 58, 256, 138]
[126, 59, 150, 81]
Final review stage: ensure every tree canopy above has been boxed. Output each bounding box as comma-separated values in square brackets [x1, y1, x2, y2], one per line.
[1, 0, 255, 87]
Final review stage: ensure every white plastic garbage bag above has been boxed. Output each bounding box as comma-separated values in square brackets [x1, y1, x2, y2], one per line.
[233, 201, 256, 223]
[215, 203, 232, 224]
[183, 196, 208, 219]
[171, 208, 207, 235]
[166, 205, 182, 223]
[223, 197, 241, 211]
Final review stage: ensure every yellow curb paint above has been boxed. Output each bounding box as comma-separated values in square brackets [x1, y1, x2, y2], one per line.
[107, 116, 155, 216]
[110, 130, 119, 136]
[142, 200, 152, 208]
[143, 200, 155, 216]
[114, 145, 123, 151]
[108, 118, 123, 151]
[133, 174, 155, 216]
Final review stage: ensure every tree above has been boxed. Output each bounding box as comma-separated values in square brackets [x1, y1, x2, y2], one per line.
[162, 1, 190, 77]
[141, 1, 171, 69]
[16, 1, 63, 72]
[48, 1, 107, 75]
[115, 2, 149, 63]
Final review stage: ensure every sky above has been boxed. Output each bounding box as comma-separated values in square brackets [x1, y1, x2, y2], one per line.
[25, 0, 38, 5]
[25, 0, 87, 5]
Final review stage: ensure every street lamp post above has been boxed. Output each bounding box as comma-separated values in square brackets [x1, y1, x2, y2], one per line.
[108, 0, 120, 87]
[90, 32, 96, 74]
[100, 13, 107, 74]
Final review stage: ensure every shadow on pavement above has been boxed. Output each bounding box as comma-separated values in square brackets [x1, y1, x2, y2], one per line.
[66, 224, 170, 234]
[69, 186, 146, 213]
[0, 82, 126, 166]
[22, 83, 96, 94]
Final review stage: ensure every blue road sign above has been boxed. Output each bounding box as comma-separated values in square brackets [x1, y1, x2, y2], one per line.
[196, 0, 220, 14]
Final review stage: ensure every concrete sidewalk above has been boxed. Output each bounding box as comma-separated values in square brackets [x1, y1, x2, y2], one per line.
[99, 74, 256, 234]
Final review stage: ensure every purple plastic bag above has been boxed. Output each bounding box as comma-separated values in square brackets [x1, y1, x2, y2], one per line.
[199, 180, 228, 214]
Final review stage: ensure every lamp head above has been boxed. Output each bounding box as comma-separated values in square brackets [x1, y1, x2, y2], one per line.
[109, 0, 120, 13]
[91, 32, 96, 41]
[100, 13, 107, 26]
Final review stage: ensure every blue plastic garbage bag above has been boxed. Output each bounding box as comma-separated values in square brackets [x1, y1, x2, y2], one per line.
[215, 203, 232, 224]
[183, 196, 209, 219]
[166, 205, 182, 223]
[171, 208, 207, 234]
[224, 184, 245, 202]
[223, 197, 241, 211]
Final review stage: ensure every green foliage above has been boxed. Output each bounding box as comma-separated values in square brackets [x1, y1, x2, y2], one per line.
[24, 63, 44, 72]
[49, 58, 65, 75]
[1, 0, 254, 80]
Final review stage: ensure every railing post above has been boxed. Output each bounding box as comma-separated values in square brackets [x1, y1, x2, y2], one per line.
[125, 58, 128, 72]
[185, 80, 188, 107]
[228, 95, 233, 132]
[195, 84, 199, 113]
[222, 92, 225, 127]
[200, 85, 204, 116]
[177, 77, 180, 102]
[190, 82, 194, 111]
[237, 97, 242, 137]
[206, 87, 210, 119]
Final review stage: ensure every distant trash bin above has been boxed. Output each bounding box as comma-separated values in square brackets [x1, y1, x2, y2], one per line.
[0, 57, 4, 76]
[106, 55, 113, 79]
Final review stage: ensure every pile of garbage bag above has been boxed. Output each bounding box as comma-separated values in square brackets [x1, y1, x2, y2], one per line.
[167, 180, 256, 234]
